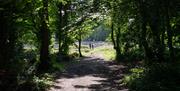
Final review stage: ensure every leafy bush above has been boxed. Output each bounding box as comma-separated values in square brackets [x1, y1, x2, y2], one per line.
[124, 63, 180, 91]
[123, 48, 144, 62]
[123, 68, 144, 86]
[17, 74, 53, 91]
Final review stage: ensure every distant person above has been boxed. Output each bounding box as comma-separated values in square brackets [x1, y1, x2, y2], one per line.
[89, 43, 91, 49]
[92, 43, 94, 49]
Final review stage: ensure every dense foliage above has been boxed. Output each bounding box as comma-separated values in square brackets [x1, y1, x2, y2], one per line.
[0, 0, 180, 91]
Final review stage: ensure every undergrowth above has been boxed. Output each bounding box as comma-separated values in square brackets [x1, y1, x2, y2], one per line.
[123, 62, 180, 91]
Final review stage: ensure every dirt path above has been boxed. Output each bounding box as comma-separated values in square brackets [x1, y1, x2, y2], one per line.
[48, 57, 129, 91]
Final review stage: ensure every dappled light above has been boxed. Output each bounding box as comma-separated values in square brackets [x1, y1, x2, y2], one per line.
[1, 0, 180, 91]
[48, 57, 129, 91]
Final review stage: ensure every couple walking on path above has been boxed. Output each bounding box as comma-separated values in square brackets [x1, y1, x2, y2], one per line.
[89, 43, 94, 49]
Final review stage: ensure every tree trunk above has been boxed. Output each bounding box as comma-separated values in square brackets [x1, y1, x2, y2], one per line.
[78, 29, 83, 57]
[149, 0, 164, 61]
[0, 8, 16, 69]
[115, 28, 121, 61]
[60, 3, 69, 55]
[166, 12, 174, 61]
[38, 0, 50, 72]
[137, 0, 153, 62]
[58, 3, 63, 54]
[0, 16, 9, 69]
[111, 22, 116, 49]
[165, 0, 174, 61]
[161, 16, 166, 54]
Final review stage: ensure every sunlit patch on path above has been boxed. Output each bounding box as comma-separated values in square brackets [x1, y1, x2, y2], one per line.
[49, 75, 107, 91]
[48, 56, 129, 91]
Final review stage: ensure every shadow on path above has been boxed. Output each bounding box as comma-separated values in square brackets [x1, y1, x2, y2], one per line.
[48, 57, 129, 91]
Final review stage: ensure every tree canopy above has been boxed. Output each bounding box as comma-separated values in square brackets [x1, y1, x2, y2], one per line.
[1, 0, 180, 91]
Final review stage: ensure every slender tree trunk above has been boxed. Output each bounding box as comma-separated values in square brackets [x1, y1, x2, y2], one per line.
[111, 22, 116, 49]
[141, 20, 152, 61]
[161, 16, 166, 54]
[150, 21, 164, 61]
[137, 0, 153, 62]
[149, 0, 164, 62]
[166, 11, 174, 61]
[38, 0, 50, 71]
[165, 0, 174, 60]
[161, 28, 165, 51]
[58, 3, 63, 54]
[115, 28, 121, 61]
[60, 3, 69, 55]
[78, 29, 83, 57]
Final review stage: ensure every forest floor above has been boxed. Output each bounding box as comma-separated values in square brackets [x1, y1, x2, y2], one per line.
[48, 52, 130, 91]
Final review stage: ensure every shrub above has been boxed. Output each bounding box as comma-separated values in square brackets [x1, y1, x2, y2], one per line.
[124, 63, 180, 91]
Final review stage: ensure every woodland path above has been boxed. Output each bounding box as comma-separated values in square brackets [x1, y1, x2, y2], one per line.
[48, 54, 129, 91]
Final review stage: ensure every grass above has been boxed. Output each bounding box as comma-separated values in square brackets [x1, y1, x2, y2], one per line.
[69, 45, 90, 55]
[101, 48, 116, 61]
[90, 46, 116, 61]
[70, 45, 116, 61]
